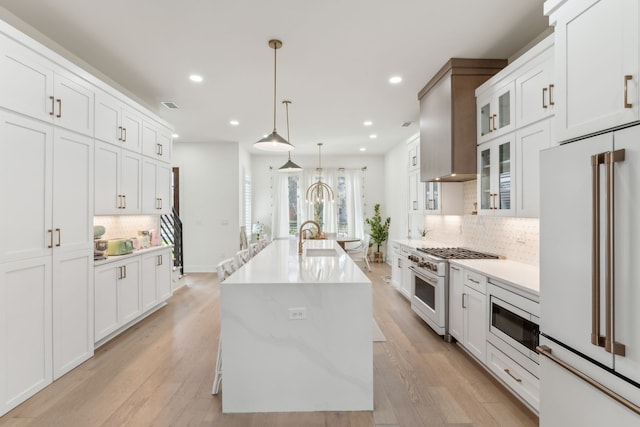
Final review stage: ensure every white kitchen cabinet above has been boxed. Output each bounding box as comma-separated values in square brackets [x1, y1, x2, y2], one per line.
[0, 111, 94, 387]
[448, 264, 464, 342]
[0, 256, 52, 416]
[515, 40, 555, 128]
[477, 133, 515, 216]
[94, 257, 141, 342]
[449, 266, 487, 363]
[52, 248, 93, 380]
[424, 182, 464, 215]
[515, 119, 551, 217]
[0, 34, 93, 137]
[142, 120, 172, 163]
[477, 80, 515, 144]
[408, 170, 423, 213]
[399, 246, 412, 299]
[94, 141, 142, 215]
[95, 90, 143, 153]
[142, 158, 172, 214]
[142, 248, 172, 311]
[548, 0, 639, 143]
[390, 243, 402, 289]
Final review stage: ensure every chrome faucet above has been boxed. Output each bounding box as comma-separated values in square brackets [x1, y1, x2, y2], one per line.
[298, 220, 321, 254]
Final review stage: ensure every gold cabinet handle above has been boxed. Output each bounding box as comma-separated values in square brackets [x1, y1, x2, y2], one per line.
[450, 266, 460, 271]
[591, 153, 605, 347]
[157, 255, 163, 266]
[118, 126, 123, 141]
[57, 99, 62, 118]
[123, 194, 126, 209]
[55, 228, 61, 247]
[49, 96, 55, 116]
[123, 127, 127, 142]
[492, 114, 497, 131]
[468, 277, 480, 284]
[604, 149, 626, 356]
[549, 84, 555, 106]
[624, 75, 633, 108]
[542, 87, 548, 109]
[462, 292, 467, 309]
[488, 115, 494, 133]
[504, 368, 522, 383]
[47, 229, 53, 248]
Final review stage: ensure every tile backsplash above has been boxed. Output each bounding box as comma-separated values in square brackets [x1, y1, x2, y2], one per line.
[94, 216, 160, 240]
[412, 180, 539, 266]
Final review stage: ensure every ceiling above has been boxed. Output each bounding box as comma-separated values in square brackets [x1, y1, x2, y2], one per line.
[0, 0, 549, 156]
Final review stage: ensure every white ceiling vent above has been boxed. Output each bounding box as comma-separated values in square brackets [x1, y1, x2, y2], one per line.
[401, 121, 414, 127]
[161, 101, 179, 109]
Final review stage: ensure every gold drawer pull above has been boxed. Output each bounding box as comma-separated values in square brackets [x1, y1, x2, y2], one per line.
[504, 368, 522, 383]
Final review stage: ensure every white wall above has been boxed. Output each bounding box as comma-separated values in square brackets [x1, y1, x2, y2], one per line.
[172, 141, 240, 272]
[251, 154, 386, 240]
[384, 139, 410, 245]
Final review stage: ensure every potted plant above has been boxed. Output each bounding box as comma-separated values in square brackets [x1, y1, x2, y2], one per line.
[365, 203, 391, 263]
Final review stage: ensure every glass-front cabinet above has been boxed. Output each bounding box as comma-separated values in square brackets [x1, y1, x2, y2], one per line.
[477, 81, 515, 144]
[478, 133, 514, 216]
[424, 182, 439, 212]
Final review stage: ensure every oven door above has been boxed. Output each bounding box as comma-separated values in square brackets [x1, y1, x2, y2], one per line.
[409, 265, 445, 335]
[489, 294, 540, 363]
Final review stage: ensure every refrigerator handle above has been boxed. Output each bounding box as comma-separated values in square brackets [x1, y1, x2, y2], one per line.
[605, 149, 626, 356]
[537, 345, 640, 416]
[591, 153, 606, 348]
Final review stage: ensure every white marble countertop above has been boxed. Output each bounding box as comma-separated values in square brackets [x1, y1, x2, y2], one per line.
[224, 239, 371, 285]
[450, 259, 539, 300]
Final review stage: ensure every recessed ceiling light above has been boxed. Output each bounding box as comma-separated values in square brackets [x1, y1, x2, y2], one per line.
[230, 120, 239, 126]
[369, 134, 377, 139]
[189, 74, 203, 83]
[360, 147, 367, 152]
[171, 133, 179, 138]
[363, 121, 373, 126]
[389, 76, 402, 84]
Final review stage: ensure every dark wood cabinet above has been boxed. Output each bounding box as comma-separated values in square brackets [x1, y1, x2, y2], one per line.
[418, 58, 506, 182]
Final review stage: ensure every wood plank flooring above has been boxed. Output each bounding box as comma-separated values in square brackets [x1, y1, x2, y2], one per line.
[0, 262, 538, 426]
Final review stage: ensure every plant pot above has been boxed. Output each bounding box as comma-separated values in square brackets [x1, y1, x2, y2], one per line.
[373, 251, 384, 263]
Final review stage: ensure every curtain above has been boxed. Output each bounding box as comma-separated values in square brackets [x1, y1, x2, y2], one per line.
[344, 168, 364, 239]
[271, 170, 291, 239]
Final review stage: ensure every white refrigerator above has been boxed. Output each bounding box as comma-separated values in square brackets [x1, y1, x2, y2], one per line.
[539, 124, 640, 425]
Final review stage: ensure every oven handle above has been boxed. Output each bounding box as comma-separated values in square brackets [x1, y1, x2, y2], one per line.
[409, 265, 439, 285]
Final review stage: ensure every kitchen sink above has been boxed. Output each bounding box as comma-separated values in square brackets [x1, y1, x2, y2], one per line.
[305, 248, 340, 257]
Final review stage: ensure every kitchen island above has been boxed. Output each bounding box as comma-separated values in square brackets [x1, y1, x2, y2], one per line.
[220, 239, 373, 413]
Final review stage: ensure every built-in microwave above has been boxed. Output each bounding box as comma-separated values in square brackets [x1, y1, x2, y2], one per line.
[487, 282, 540, 365]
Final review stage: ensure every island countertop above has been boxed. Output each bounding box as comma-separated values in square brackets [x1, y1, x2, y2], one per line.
[224, 238, 370, 285]
[220, 238, 373, 414]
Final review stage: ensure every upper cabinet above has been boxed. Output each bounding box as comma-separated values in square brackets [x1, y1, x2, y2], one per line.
[419, 58, 507, 182]
[408, 138, 419, 171]
[142, 120, 173, 163]
[424, 182, 464, 215]
[95, 90, 143, 153]
[0, 34, 94, 137]
[545, 0, 639, 142]
[476, 34, 555, 218]
[477, 80, 515, 144]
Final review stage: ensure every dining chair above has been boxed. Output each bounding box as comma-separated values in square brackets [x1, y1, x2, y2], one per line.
[235, 249, 252, 268]
[346, 234, 371, 272]
[213, 257, 237, 395]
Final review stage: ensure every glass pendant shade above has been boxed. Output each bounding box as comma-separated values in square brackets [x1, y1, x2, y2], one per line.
[254, 39, 294, 152]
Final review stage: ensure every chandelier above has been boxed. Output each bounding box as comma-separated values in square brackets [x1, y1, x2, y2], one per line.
[254, 39, 294, 152]
[306, 143, 334, 203]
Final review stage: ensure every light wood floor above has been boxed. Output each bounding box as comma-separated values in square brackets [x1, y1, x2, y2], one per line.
[0, 262, 538, 427]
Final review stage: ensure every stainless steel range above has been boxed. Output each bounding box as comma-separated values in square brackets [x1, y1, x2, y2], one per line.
[407, 247, 499, 341]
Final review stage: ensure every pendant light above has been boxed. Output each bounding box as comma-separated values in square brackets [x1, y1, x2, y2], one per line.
[306, 143, 334, 203]
[254, 39, 294, 152]
[278, 100, 302, 172]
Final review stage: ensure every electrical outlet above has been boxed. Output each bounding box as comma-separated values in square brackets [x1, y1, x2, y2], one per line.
[288, 307, 307, 320]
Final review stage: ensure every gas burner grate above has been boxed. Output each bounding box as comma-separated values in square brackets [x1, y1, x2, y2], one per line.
[416, 247, 500, 260]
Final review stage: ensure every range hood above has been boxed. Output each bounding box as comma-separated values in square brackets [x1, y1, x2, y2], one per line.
[418, 58, 506, 182]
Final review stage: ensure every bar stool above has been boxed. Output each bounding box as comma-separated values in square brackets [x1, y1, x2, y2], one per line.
[249, 242, 259, 257]
[213, 257, 237, 395]
[234, 248, 251, 267]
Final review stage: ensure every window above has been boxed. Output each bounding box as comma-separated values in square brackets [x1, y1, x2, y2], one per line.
[287, 175, 299, 235]
[244, 173, 252, 236]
